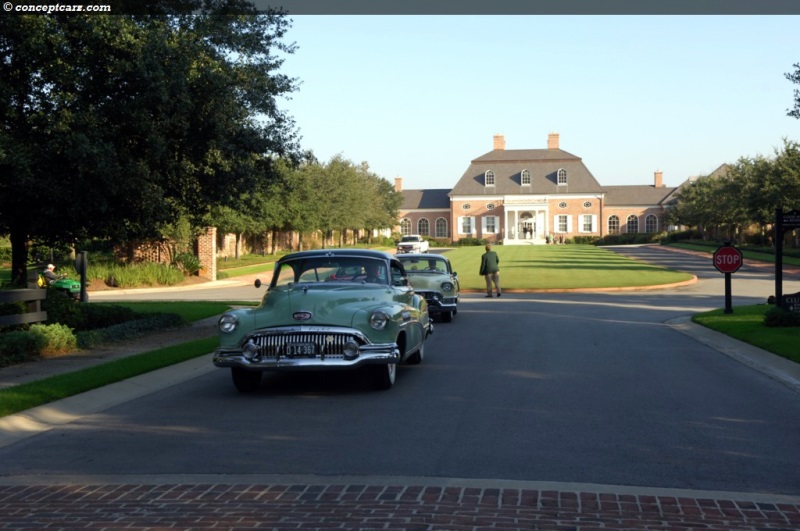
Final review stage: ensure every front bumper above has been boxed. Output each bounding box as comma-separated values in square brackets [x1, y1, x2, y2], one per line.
[417, 291, 458, 313]
[213, 325, 400, 371]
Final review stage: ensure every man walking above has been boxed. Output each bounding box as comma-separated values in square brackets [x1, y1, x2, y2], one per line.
[479, 244, 501, 297]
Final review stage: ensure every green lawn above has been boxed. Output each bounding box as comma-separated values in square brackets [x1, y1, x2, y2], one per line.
[442, 245, 694, 291]
[692, 305, 800, 363]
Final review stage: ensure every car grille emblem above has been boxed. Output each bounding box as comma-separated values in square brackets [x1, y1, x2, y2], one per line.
[293, 311, 312, 321]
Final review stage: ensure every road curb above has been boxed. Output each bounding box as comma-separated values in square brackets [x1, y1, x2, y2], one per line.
[667, 315, 800, 394]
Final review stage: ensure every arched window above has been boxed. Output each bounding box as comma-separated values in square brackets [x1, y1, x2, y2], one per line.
[608, 215, 620, 235]
[626, 215, 639, 234]
[400, 218, 412, 236]
[435, 218, 448, 238]
[645, 214, 658, 233]
[521, 169, 531, 185]
[485, 170, 495, 186]
[418, 218, 430, 236]
[557, 168, 567, 185]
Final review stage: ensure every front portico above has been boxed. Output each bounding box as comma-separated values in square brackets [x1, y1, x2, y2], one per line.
[503, 199, 549, 245]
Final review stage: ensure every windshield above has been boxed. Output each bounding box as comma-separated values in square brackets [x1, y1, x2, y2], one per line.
[271, 257, 388, 287]
[400, 236, 418, 242]
[398, 256, 448, 274]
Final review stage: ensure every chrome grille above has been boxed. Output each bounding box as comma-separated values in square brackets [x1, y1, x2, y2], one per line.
[248, 332, 361, 359]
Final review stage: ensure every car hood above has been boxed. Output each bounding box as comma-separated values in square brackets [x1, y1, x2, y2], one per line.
[406, 273, 450, 292]
[254, 283, 391, 328]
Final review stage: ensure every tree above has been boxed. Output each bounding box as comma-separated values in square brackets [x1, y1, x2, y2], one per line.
[786, 63, 800, 119]
[0, 9, 299, 285]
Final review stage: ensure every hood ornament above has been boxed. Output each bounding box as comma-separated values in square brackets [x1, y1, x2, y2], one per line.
[293, 311, 313, 321]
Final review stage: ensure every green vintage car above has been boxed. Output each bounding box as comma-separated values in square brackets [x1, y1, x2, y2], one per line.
[396, 253, 460, 323]
[213, 249, 433, 393]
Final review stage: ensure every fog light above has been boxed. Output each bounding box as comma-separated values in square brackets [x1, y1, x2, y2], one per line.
[343, 340, 360, 360]
[243, 340, 259, 360]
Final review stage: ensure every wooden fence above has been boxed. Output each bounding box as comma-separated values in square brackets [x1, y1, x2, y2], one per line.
[0, 289, 47, 327]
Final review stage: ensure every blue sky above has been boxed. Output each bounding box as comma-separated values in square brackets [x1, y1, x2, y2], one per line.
[278, 16, 800, 190]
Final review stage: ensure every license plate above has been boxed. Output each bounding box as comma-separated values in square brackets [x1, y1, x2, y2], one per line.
[285, 343, 317, 357]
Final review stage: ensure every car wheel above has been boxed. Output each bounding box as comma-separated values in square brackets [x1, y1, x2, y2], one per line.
[407, 341, 424, 365]
[441, 311, 453, 323]
[231, 367, 261, 393]
[371, 362, 396, 390]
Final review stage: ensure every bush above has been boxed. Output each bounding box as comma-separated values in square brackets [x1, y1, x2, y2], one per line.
[30, 323, 77, 356]
[174, 252, 202, 276]
[596, 233, 664, 246]
[104, 263, 185, 288]
[572, 236, 602, 245]
[76, 313, 187, 349]
[0, 330, 46, 367]
[764, 306, 800, 327]
[457, 237, 487, 247]
[660, 229, 702, 244]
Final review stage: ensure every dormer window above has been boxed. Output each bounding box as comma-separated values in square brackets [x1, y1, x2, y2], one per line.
[485, 170, 495, 186]
[521, 169, 531, 185]
[557, 168, 567, 185]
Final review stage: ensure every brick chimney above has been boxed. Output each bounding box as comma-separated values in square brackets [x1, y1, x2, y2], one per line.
[493, 134, 506, 150]
[547, 133, 560, 150]
[394, 177, 402, 192]
[654, 170, 663, 188]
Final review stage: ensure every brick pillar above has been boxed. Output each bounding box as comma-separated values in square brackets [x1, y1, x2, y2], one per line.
[197, 226, 217, 281]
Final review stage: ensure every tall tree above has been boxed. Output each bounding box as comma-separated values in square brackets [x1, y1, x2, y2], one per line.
[0, 9, 299, 285]
[786, 63, 800, 119]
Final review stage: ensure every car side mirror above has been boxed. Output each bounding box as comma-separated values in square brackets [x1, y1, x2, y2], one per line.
[254, 279, 262, 288]
[452, 271, 457, 276]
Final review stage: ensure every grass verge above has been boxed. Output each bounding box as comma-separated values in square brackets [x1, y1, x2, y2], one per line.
[445, 245, 695, 291]
[692, 305, 800, 363]
[0, 336, 218, 417]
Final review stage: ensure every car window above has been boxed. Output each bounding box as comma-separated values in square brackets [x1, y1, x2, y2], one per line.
[273, 257, 388, 285]
[399, 257, 447, 273]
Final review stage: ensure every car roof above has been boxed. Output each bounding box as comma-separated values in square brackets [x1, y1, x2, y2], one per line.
[277, 249, 396, 262]
[396, 253, 449, 260]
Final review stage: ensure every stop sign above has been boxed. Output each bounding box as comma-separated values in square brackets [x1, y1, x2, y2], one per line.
[713, 245, 743, 273]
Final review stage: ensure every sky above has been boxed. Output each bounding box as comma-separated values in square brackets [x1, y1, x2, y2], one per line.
[276, 15, 800, 190]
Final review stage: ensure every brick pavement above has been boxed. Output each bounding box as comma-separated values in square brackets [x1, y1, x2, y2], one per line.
[1, 483, 799, 530]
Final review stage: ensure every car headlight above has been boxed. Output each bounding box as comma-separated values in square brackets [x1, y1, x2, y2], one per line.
[369, 310, 390, 330]
[441, 282, 454, 293]
[219, 313, 239, 333]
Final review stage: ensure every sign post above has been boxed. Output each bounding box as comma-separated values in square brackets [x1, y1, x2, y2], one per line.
[713, 242, 743, 314]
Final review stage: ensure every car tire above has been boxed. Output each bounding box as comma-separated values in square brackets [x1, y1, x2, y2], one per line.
[441, 311, 453, 323]
[231, 367, 261, 393]
[406, 341, 424, 365]
[371, 362, 396, 390]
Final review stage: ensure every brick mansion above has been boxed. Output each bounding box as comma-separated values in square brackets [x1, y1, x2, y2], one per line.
[397, 133, 687, 245]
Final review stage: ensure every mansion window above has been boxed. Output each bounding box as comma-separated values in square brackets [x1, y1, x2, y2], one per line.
[418, 218, 430, 236]
[580, 214, 596, 233]
[626, 215, 639, 234]
[608, 215, 620, 235]
[554, 214, 570, 233]
[482, 216, 499, 234]
[645, 214, 658, 233]
[485, 171, 495, 186]
[400, 218, 412, 236]
[458, 216, 475, 235]
[557, 168, 567, 185]
[521, 169, 531, 185]
[435, 218, 448, 238]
